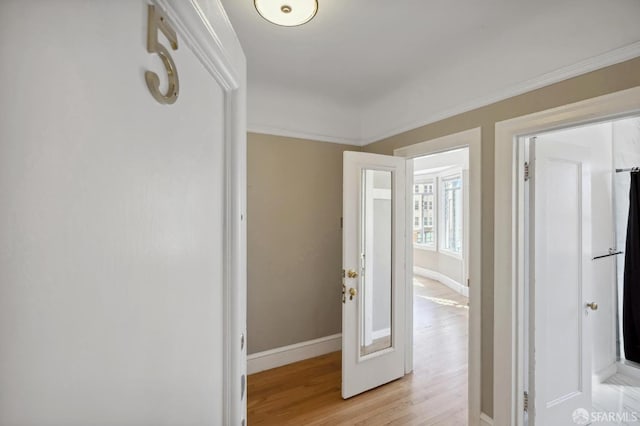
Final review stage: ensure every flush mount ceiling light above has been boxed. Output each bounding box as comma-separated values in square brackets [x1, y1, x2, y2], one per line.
[254, 0, 318, 27]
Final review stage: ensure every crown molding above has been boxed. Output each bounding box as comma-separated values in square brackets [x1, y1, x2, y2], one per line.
[247, 41, 640, 146]
[247, 81, 363, 146]
[247, 124, 362, 146]
[154, 0, 244, 90]
[360, 41, 640, 145]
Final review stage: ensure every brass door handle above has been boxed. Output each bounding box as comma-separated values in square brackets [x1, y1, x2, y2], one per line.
[349, 287, 357, 300]
[586, 302, 598, 311]
[347, 269, 358, 279]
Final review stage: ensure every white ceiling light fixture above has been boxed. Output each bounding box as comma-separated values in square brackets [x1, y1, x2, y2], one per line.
[254, 0, 318, 27]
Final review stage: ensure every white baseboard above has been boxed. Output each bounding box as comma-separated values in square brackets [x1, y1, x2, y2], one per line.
[247, 333, 341, 375]
[594, 362, 617, 383]
[480, 412, 494, 426]
[414, 266, 469, 297]
[617, 360, 640, 381]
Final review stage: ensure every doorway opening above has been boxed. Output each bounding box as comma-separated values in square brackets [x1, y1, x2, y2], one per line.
[394, 127, 482, 425]
[519, 115, 640, 425]
[412, 147, 471, 420]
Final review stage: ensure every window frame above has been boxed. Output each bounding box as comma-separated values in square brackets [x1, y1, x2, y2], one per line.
[438, 170, 464, 259]
[413, 175, 437, 251]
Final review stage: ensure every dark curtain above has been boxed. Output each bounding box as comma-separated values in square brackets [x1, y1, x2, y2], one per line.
[624, 171, 640, 363]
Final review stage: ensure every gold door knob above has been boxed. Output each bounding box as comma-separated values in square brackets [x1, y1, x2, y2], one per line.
[347, 269, 358, 279]
[586, 302, 598, 311]
[349, 287, 357, 300]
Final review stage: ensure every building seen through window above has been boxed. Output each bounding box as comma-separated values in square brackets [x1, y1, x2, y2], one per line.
[413, 174, 463, 255]
[413, 180, 435, 246]
[442, 176, 462, 253]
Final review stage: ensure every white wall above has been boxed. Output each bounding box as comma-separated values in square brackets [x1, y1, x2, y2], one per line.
[0, 1, 228, 424]
[247, 82, 362, 145]
[536, 122, 616, 375]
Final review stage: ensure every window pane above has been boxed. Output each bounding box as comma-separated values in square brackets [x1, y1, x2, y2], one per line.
[442, 176, 462, 253]
[425, 230, 434, 243]
[414, 178, 435, 248]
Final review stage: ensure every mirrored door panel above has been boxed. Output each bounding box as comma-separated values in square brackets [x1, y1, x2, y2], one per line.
[342, 151, 406, 399]
[360, 169, 393, 357]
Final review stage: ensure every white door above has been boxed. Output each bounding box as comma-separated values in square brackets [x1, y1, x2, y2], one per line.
[0, 2, 246, 425]
[530, 139, 593, 425]
[342, 151, 408, 399]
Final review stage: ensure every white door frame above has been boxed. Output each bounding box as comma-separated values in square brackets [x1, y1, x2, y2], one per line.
[493, 86, 640, 426]
[394, 127, 482, 426]
[156, 1, 247, 424]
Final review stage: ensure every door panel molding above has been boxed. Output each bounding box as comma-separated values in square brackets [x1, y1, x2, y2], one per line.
[530, 140, 592, 424]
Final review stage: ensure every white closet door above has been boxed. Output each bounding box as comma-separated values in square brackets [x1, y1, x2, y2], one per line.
[531, 139, 593, 425]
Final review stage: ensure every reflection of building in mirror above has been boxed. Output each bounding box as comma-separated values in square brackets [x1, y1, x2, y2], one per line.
[360, 169, 393, 357]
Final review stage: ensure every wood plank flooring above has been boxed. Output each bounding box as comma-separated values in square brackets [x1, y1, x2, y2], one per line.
[247, 276, 469, 425]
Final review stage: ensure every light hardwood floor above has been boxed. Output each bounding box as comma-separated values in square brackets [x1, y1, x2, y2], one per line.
[247, 276, 469, 425]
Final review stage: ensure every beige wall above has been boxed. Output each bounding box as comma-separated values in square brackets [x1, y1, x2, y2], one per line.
[246, 57, 640, 417]
[247, 133, 360, 354]
[362, 56, 640, 417]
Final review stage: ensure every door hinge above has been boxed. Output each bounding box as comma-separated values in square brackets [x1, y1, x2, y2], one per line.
[524, 162, 530, 182]
[523, 391, 529, 412]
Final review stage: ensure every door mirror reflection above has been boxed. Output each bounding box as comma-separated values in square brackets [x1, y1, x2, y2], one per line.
[360, 169, 393, 356]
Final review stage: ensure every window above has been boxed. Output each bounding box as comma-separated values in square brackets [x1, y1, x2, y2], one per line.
[414, 178, 436, 248]
[424, 230, 434, 243]
[441, 175, 463, 254]
[425, 211, 433, 227]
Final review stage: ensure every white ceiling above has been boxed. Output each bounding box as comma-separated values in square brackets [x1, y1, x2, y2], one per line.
[414, 148, 469, 176]
[221, 0, 640, 145]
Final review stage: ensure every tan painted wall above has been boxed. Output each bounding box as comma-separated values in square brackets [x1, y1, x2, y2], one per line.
[247, 133, 360, 354]
[362, 56, 640, 417]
